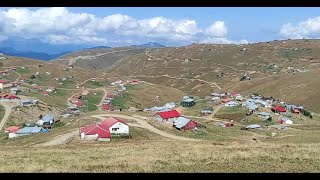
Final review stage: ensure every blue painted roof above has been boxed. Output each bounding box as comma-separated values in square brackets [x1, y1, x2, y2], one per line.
[173, 117, 190, 129]
[42, 114, 54, 122]
[16, 127, 42, 134]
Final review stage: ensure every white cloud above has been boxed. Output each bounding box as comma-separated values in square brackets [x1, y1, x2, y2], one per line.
[0, 7, 245, 46]
[205, 21, 227, 38]
[280, 17, 320, 39]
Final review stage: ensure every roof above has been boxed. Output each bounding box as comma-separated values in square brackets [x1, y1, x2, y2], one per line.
[21, 99, 34, 103]
[246, 124, 261, 129]
[81, 124, 111, 138]
[157, 110, 181, 119]
[100, 117, 128, 128]
[183, 98, 195, 102]
[0, 79, 9, 83]
[16, 127, 42, 134]
[272, 106, 286, 112]
[173, 117, 190, 128]
[10, 87, 19, 91]
[258, 112, 270, 116]
[42, 114, 54, 122]
[5, 126, 19, 132]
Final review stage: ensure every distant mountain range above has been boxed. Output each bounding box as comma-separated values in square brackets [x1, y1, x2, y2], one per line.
[131, 42, 166, 48]
[0, 47, 71, 61]
[0, 38, 166, 60]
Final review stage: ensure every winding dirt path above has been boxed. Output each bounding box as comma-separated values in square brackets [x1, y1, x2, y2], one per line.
[34, 129, 79, 147]
[91, 114, 201, 142]
[0, 101, 15, 130]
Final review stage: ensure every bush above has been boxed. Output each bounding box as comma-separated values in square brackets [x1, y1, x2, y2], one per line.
[54, 121, 65, 128]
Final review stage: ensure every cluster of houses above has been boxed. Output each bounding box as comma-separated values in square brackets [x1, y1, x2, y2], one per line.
[153, 109, 198, 131]
[6, 113, 56, 138]
[210, 91, 307, 127]
[30, 83, 57, 96]
[144, 102, 176, 112]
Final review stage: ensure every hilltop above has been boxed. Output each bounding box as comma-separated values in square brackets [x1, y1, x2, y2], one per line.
[108, 39, 320, 112]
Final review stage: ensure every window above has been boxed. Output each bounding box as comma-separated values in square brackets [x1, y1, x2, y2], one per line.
[112, 128, 119, 131]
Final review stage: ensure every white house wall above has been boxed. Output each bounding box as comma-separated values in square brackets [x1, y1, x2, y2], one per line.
[109, 122, 129, 134]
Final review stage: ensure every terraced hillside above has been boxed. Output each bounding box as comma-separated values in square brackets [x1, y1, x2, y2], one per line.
[53, 47, 145, 70]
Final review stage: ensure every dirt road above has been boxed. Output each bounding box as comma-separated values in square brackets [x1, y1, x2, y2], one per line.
[0, 101, 14, 130]
[98, 89, 108, 108]
[34, 129, 79, 147]
[91, 113, 201, 141]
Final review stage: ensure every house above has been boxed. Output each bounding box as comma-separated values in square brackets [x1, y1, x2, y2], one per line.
[225, 101, 239, 107]
[10, 87, 21, 95]
[278, 117, 293, 125]
[67, 64, 74, 69]
[100, 117, 129, 135]
[235, 95, 245, 101]
[9, 126, 42, 138]
[181, 96, 196, 107]
[102, 104, 110, 111]
[46, 86, 56, 93]
[33, 86, 41, 90]
[244, 124, 262, 130]
[271, 106, 286, 113]
[20, 99, 38, 106]
[258, 112, 271, 120]
[127, 79, 140, 84]
[5, 126, 19, 133]
[200, 107, 213, 115]
[3, 94, 19, 100]
[0, 79, 11, 89]
[221, 98, 232, 103]
[41, 91, 49, 96]
[173, 117, 197, 131]
[38, 114, 54, 128]
[0, 70, 9, 76]
[80, 124, 111, 141]
[154, 109, 181, 123]
[211, 97, 220, 102]
[210, 93, 220, 97]
[73, 101, 83, 107]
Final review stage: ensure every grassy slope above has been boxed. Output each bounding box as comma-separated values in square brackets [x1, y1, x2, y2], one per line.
[1, 141, 320, 172]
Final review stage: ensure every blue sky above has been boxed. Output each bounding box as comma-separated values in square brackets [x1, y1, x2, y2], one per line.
[0, 7, 320, 46]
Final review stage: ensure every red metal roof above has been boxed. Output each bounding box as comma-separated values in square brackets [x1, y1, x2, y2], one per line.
[80, 124, 111, 138]
[41, 91, 49, 95]
[0, 79, 9, 83]
[157, 110, 181, 119]
[100, 117, 128, 128]
[272, 106, 286, 112]
[5, 126, 19, 133]
[221, 98, 232, 103]
[102, 104, 110, 110]
[74, 101, 83, 107]
[293, 109, 300, 113]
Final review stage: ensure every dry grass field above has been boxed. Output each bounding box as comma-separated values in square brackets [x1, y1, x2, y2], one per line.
[0, 140, 320, 172]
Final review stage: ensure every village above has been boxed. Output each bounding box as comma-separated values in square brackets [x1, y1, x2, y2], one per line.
[0, 61, 315, 145]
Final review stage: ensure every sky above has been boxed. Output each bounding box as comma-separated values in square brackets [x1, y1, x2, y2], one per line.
[0, 7, 320, 47]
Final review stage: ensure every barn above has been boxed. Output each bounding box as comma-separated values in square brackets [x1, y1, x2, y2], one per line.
[100, 117, 129, 135]
[80, 124, 111, 141]
[173, 117, 197, 131]
[153, 109, 181, 123]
